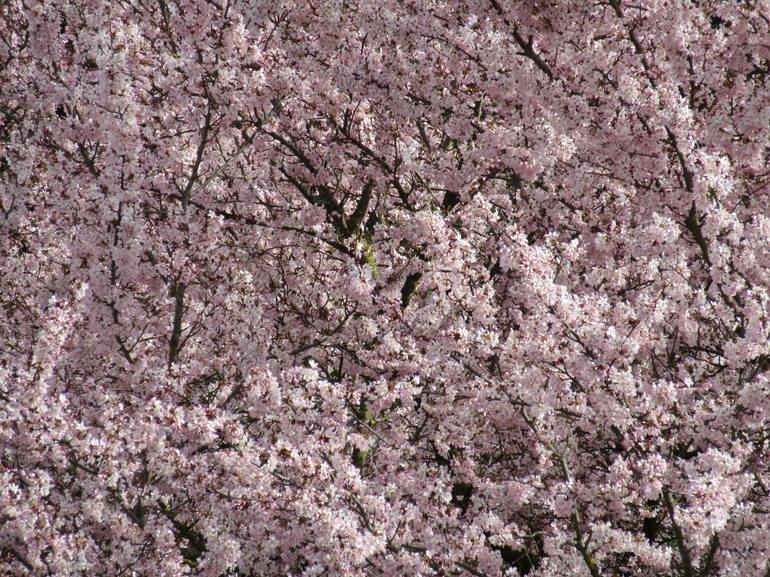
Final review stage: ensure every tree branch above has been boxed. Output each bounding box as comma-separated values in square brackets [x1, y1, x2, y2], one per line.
[488, 0, 554, 79]
[182, 104, 213, 208]
[699, 534, 720, 577]
[345, 179, 374, 237]
[168, 281, 186, 367]
[572, 510, 601, 577]
[663, 488, 695, 577]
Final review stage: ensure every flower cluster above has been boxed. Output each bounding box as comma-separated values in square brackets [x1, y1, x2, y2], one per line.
[2, 1, 770, 576]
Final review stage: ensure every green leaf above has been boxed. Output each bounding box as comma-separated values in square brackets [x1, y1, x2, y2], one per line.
[352, 447, 369, 468]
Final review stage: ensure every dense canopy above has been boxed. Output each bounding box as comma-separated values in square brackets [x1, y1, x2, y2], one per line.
[2, 1, 770, 576]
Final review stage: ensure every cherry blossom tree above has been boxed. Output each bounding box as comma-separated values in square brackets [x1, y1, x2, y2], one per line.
[2, 0, 770, 575]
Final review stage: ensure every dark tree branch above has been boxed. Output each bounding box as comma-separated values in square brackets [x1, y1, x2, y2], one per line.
[663, 488, 695, 577]
[345, 179, 374, 237]
[488, 0, 555, 79]
[183, 104, 213, 208]
[168, 281, 186, 367]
